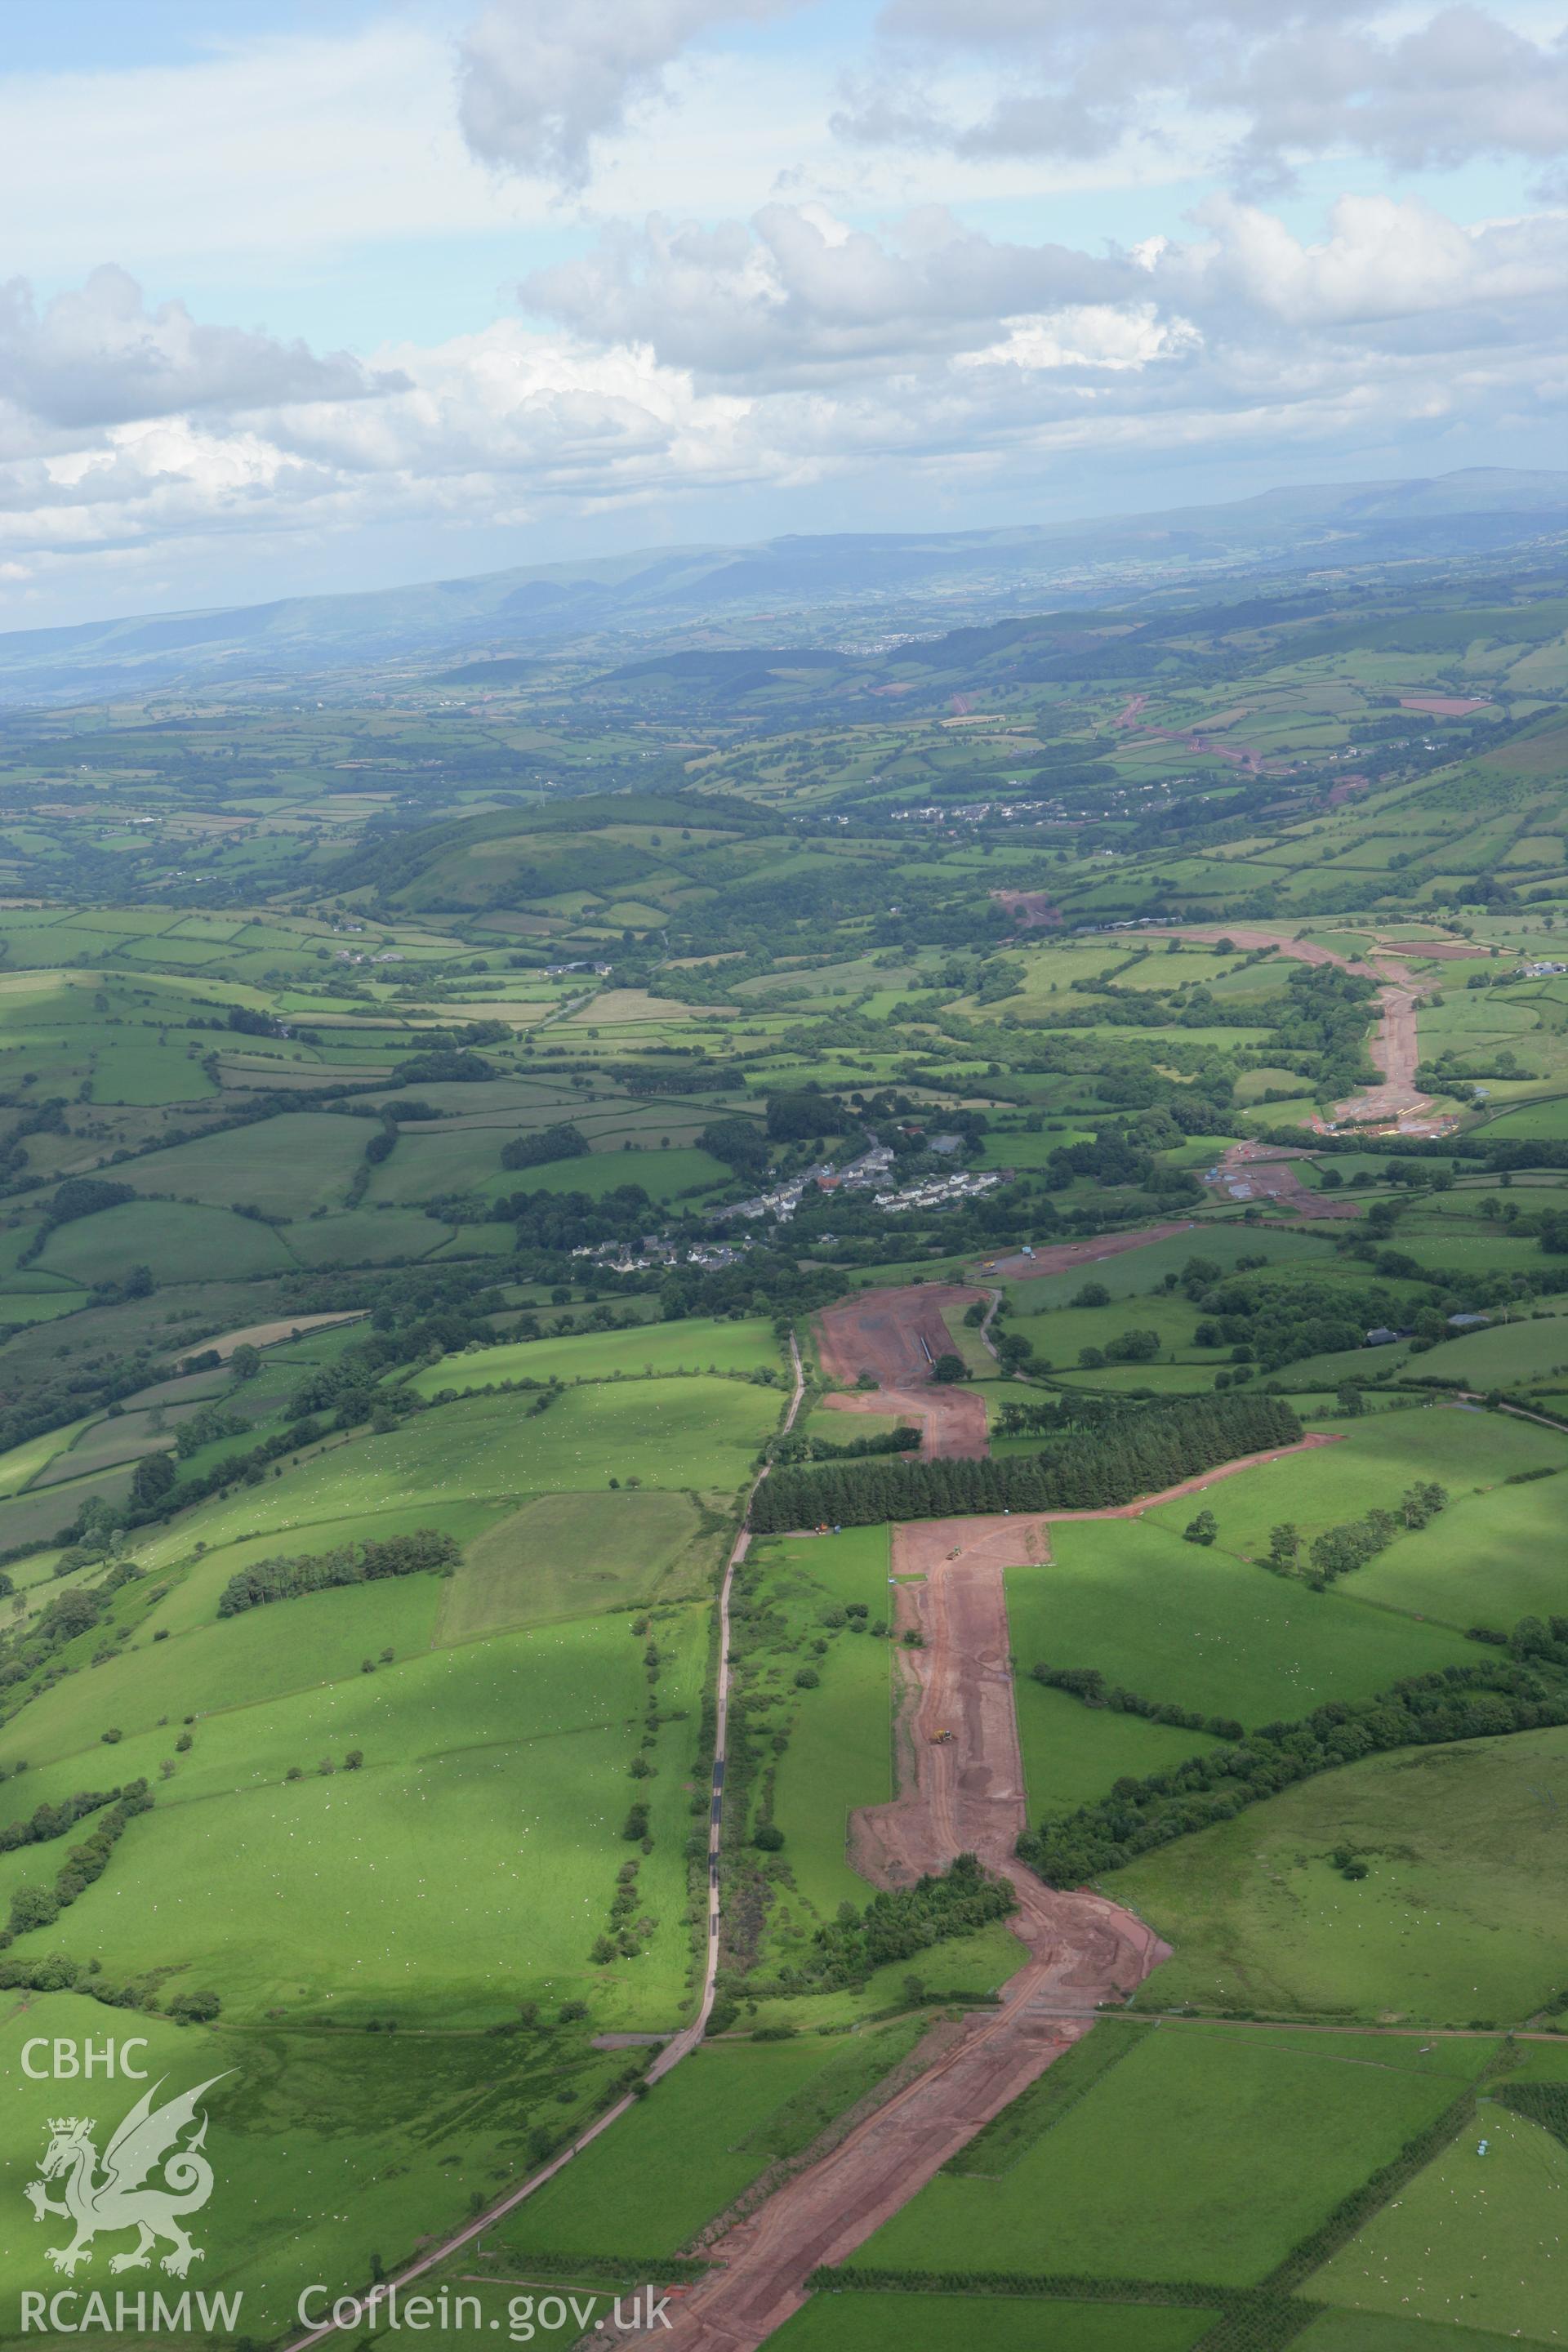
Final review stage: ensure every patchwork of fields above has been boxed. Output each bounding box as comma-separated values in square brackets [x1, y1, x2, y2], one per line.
[6, 618, 1568, 2347]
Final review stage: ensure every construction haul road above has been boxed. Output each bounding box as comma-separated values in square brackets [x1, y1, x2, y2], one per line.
[1168, 923, 1444, 1132]
[661, 1293, 1182, 2348]
[664, 1512, 1166, 2350]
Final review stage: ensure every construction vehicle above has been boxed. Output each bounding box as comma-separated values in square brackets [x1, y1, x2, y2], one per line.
[929, 1728, 956, 1745]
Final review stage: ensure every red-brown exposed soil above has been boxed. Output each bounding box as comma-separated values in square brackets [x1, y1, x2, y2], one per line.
[1161, 925, 1449, 1134]
[978, 1220, 1200, 1281]
[1206, 1141, 1362, 1218]
[1371, 938, 1479, 961]
[815, 1283, 990, 1458]
[664, 1514, 1167, 2352]
[992, 887, 1062, 928]
[1399, 694, 1490, 716]
[1125, 719, 1278, 774]
[822, 1383, 989, 1459]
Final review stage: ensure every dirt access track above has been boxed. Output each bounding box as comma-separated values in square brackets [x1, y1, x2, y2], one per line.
[816, 1281, 990, 1458]
[665, 1517, 1167, 2352]
[978, 1220, 1200, 1282]
[1166, 924, 1443, 1134]
[669, 1431, 1339, 2348]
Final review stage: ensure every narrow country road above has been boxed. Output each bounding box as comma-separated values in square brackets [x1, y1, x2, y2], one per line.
[280, 1335, 807, 2352]
[654, 1330, 808, 2069]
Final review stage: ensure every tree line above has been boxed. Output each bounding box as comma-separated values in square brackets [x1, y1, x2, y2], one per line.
[0, 1782, 125, 1855]
[1265, 1481, 1447, 1584]
[1031, 1666, 1244, 1744]
[796, 1853, 1013, 1989]
[1021, 1638, 1568, 1887]
[750, 1392, 1303, 1532]
[216, 1528, 460, 1617]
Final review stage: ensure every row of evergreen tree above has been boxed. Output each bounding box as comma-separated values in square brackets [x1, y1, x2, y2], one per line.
[217, 1528, 460, 1617]
[751, 1392, 1303, 1532]
[1022, 1644, 1568, 1886]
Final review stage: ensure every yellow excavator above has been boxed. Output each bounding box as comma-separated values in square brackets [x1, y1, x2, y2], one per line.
[929, 1728, 955, 1745]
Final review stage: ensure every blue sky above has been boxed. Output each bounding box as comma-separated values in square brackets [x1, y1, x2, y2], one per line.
[2, 0, 1566, 628]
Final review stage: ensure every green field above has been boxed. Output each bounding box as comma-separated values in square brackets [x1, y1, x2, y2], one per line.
[0, 1991, 623, 2341]
[1015, 1678, 1228, 1817]
[408, 1315, 782, 1396]
[1000, 1224, 1333, 1313]
[1351, 1475, 1568, 1625]
[741, 1526, 896, 1933]
[119, 1111, 372, 1214]
[1119, 1726, 1568, 2024]
[1294, 2313, 1542, 2350]
[1140, 1409, 1566, 1560]
[772, 2296, 1217, 2352]
[39, 1197, 299, 1281]
[861, 2020, 1488, 2286]
[439, 1487, 724, 1636]
[1007, 1524, 1473, 1735]
[503, 2023, 926, 2259]
[116, 1377, 782, 1566]
[0, 1607, 706, 2029]
[1312, 2103, 1568, 2342]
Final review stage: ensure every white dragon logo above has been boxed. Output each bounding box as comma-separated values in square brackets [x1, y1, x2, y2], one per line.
[24, 2074, 230, 2278]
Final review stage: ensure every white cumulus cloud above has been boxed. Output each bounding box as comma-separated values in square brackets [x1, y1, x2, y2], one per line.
[457, 0, 805, 190]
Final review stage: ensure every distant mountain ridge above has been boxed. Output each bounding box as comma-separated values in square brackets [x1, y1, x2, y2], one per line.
[3, 466, 1567, 704]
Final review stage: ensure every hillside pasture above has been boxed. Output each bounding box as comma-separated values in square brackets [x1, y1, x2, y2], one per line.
[501, 2023, 925, 2261]
[485, 1143, 730, 1201]
[38, 1198, 293, 1282]
[0, 1415, 90, 1494]
[0, 1573, 446, 1767]
[438, 1487, 725, 1638]
[29, 1401, 198, 1485]
[282, 1208, 450, 1266]
[118, 1378, 781, 1564]
[1311, 2104, 1568, 2342]
[0, 1463, 136, 1552]
[1007, 1523, 1474, 1734]
[118, 1111, 372, 1214]
[1410, 1311, 1568, 1388]
[0, 1993, 626, 2341]
[998, 1223, 1332, 1312]
[1118, 1725, 1568, 2025]
[1350, 1474, 1568, 1626]
[1141, 1406, 1564, 1558]
[0, 1610, 706, 2027]
[408, 1316, 782, 1397]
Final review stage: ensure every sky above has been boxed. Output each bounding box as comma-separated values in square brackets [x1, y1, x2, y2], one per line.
[2, 0, 1567, 630]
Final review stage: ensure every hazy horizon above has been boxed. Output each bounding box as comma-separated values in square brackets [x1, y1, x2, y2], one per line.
[4, 0, 1567, 630]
